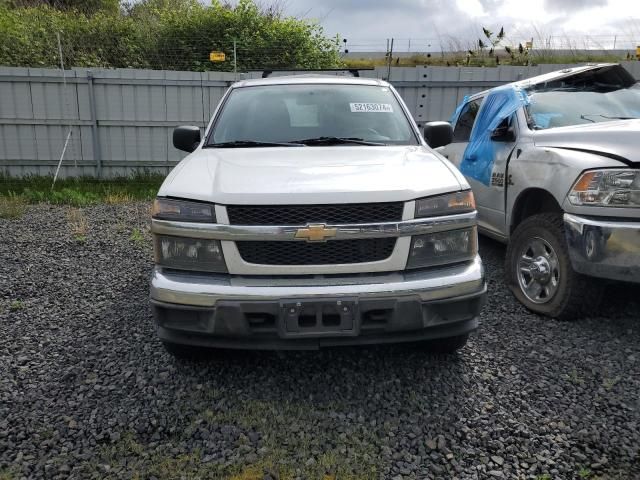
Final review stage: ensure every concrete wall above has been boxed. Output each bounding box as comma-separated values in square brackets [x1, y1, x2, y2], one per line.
[2, 63, 639, 177]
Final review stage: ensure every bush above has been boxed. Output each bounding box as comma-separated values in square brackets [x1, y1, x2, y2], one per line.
[0, 0, 341, 71]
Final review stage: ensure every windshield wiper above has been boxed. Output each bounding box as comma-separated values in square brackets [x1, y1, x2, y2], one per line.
[206, 140, 304, 148]
[294, 136, 386, 146]
[580, 114, 639, 122]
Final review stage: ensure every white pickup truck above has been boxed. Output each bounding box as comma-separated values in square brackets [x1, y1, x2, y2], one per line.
[425, 63, 640, 320]
[150, 74, 486, 356]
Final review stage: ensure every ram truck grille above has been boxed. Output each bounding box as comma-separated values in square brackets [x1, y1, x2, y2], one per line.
[227, 202, 403, 225]
[236, 238, 397, 265]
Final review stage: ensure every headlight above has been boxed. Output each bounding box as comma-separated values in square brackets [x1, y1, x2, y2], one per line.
[153, 235, 227, 272]
[415, 190, 475, 218]
[406, 227, 478, 269]
[152, 198, 215, 222]
[568, 169, 640, 207]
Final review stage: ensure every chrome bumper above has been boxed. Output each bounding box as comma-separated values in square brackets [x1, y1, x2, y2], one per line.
[150, 255, 485, 307]
[564, 213, 640, 283]
[150, 256, 485, 349]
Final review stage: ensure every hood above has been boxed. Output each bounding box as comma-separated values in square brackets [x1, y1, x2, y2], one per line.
[159, 146, 465, 205]
[534, 119, 640, 166]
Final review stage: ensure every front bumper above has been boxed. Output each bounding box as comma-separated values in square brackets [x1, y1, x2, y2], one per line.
[564, 213, 640, 283]
[150, 256, 486, 350]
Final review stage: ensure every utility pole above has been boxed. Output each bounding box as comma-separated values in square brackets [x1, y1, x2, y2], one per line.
[386, 38, 394, 81]
[233, 39, 238, 81]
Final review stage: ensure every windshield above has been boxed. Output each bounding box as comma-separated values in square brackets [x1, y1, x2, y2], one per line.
[526, 80, 640, 130]
[206, 84, 418, 146]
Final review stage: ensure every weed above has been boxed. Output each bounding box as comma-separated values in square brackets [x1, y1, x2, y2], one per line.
[105, 191, 134, 204]
[0, 195, 26, 219]
[578, 466, 592, 478]
[602, 376, 620, 391]
[536, 474, 552, 480]
[9, 300, 25, 311]
[0, 467, 19, 480]
[101, 432, 144, 461]
[568, 368, 585, 386]
[67, 208, 88, 242]
[130, 228, 145, 244]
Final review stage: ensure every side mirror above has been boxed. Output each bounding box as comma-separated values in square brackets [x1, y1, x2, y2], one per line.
[490, 125, 515, 142]
[423, 121, 453, 148]
[173, 126, 201, 152]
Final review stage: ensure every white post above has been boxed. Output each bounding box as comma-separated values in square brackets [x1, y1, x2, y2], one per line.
[53, 32, 75, 188]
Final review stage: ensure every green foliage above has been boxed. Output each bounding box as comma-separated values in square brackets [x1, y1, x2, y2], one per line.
[8, 0, 120, 15]
[0, 194, 26, 219]
[0, 173, 163, 206]
[0, 0, 341, 71]
[578, 467, 592, 478]
[9, 300, 25, 311]
[129, 228, 145, 244]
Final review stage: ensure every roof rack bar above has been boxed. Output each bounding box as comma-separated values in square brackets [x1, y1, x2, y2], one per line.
[246, 68, 375, 79]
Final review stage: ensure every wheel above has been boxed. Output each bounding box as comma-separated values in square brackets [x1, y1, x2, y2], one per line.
[423, 334, 469, 354]
[580, 226, 606, 262]
[505, 212, 602, 320]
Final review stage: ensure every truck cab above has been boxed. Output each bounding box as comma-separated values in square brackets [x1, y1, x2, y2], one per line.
[428, 64, 640, 320]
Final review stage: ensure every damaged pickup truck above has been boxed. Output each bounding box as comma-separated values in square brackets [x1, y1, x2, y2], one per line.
[425, 63, 640, 320]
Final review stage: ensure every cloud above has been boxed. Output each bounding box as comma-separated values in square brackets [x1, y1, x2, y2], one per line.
[234, 0, 640, 52]
[542, 0, 607, 12]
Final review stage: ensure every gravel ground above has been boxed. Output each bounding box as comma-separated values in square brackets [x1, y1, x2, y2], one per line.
[1, 203, 639, 480]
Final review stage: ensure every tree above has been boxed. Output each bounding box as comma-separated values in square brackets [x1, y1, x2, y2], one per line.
[5, 0, 120, 15]
[0, 0, 341, 70]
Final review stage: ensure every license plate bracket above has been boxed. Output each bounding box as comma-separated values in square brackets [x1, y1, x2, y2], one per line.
[279, 298, 359, 338]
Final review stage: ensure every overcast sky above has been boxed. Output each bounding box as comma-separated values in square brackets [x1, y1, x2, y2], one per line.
[272, 0, 640, 52]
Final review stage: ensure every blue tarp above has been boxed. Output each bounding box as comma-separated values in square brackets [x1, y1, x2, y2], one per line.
[455, 85, 529, 186]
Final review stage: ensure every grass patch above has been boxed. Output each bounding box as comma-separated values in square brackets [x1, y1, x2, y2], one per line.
[602, 376, 621, 391]
[190, 398, 379, 479]
[130, 228, 146, 244]
[92, 396, 380, 480]
[567, 368, 585, 386]
[0, 468, 19, 480]
[0, 195, 26, 219]
[67, 208, 89, 242]
[0, 173, 164, 207]
[343, 51, 626, 69]
[578, 466, 592, 478]
[9, 300, 25, 311]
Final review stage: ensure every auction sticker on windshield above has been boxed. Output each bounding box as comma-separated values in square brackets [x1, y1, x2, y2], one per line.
[350, 103, 393, 113]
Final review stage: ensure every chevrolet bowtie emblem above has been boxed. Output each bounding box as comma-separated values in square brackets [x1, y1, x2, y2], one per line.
[294, 224, 337, 242]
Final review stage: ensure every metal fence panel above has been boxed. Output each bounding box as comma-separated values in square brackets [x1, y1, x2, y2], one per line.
[0, 64, 638, 177]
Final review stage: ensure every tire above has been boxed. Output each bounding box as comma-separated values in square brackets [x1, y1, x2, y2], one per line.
[505, 212, 602, 320]
[580, 226, 606, 262]
[423, 334, 469, 354]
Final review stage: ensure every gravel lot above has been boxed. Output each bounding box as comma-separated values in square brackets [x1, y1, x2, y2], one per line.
[1, 203, 639, 480]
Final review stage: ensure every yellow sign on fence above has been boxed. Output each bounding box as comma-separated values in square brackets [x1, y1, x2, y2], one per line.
[636, 46, 640, 60]
[209, 51, 226, 62]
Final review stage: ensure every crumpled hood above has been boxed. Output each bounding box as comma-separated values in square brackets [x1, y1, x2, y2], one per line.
[160, 146, 465, 205]
[534, 119, 640, 165]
